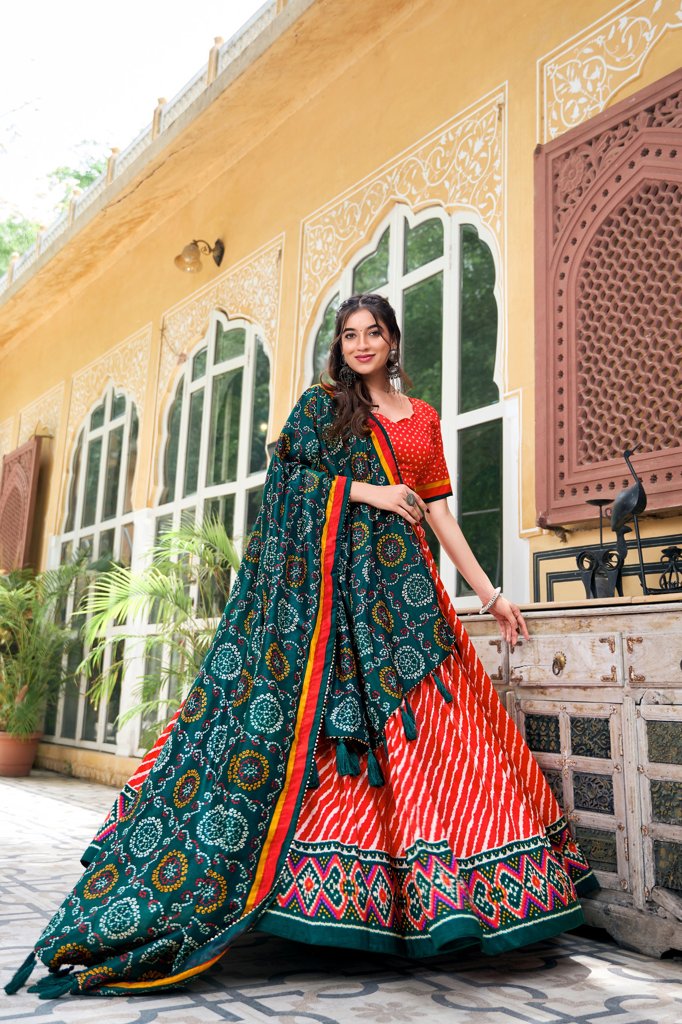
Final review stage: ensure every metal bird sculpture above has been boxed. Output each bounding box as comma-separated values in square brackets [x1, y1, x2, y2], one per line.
[610, 443, 648, 593]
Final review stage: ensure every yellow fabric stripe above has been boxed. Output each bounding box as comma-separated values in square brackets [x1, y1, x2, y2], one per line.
[107, 951, 224, 990]
[418, 478, 451, 494]
[370, 432, 396, 484]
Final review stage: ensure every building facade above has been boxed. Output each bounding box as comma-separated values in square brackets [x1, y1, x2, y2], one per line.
[0, 0, 680, 780]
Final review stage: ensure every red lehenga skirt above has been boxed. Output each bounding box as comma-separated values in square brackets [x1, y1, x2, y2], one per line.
[258, 632, 596, 956]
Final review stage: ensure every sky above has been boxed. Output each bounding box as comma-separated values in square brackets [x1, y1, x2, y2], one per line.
[1, 0, 266, 224]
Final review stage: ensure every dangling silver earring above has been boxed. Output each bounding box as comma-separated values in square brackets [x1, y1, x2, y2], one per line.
[386, 348, 400, 379]
[339, 360, 357, 386]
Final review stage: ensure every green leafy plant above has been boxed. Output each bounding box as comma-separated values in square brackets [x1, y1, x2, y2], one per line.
[81, 516, 240, 745]
[0, 562, 85, 737]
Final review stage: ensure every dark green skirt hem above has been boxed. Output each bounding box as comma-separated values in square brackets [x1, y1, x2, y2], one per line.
[257, 901, 586, 959]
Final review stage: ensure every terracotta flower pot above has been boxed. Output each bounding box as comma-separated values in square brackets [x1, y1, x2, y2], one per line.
[0, 731, 42, 777]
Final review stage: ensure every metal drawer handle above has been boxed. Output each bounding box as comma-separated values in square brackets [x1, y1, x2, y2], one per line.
[552, 651, 567, 676]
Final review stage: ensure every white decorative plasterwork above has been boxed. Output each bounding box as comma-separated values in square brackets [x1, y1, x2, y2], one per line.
[159, 235, 283, 399]
[18, 382, 65, 446]
[298, 87, 505, 339]
[0, 417, 14, 462]
[539, 0, 682, 141]
[67, 324, 152, 450]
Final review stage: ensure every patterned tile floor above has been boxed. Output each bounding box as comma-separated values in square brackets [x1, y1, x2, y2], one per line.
[1, 771, 681, 1024]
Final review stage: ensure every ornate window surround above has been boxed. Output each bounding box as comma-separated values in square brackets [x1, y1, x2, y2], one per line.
[535, 67, 682, 526]
[154, 309, 273, 547]
[304, 203, 528, 605]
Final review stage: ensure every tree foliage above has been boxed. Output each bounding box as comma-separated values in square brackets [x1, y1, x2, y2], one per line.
[0, 143, 107, 275]
[0, 216, 39, 276]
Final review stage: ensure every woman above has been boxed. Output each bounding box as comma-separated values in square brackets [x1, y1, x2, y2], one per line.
[6, 294, 595, 1000]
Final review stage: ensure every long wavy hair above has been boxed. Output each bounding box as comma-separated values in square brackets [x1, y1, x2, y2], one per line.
[322, 293, 410, 439]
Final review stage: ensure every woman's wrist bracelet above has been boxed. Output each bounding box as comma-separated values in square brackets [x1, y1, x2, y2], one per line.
[479, 586, 502, 615]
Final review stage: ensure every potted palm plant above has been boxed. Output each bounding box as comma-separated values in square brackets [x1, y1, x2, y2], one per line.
[0, 562, 83, 776]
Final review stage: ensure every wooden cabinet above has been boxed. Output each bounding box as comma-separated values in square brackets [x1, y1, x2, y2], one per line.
[461, 597, 682, 957]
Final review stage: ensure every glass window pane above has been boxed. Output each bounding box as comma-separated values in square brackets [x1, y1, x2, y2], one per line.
[353, 228, 389, 294]
[81, 689, 99, 742]
[65, 431, 83, 533]
[98, 528, 115, 563]
[120, 523, 134, 567]
[402, 272, 443, 415]
[90, 401, 105, 430]
[647, 721, 682, 765]
[571, 717, 611, 759]
[573, 826, 618, 874]
[161, 380, 183, 505]
[312, 294, 339, 384]
[81, 437, 102, 528]
[112, 392, 126, 419]
[155, 513, 173, 543]
[103, 639, 123, 745]
[457, 418, 502, 596]
[192, 346, 207, 381]
[102, 425, 123, 520]
[250, 338, 270, 474]
[123, 408, 139, 515]
[216, 325, 246, 363]
[142, 643, 164, 742]
[183, 388, 205, 497]
[654, 840, 682, 891]
[206, 369, 242, 487]
[573, 772, 615, 814]
[404, 217, 444, 274]
[459, 224, 499, 414]
[524, 713, 561, 753]
[60, 637, 84, 740]
[205, 494, 235, 537]
[246, 487, 263, 535]
[59, 677, 80, 739]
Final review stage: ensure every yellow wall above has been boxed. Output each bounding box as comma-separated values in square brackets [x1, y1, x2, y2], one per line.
[1, 0, 680, 593]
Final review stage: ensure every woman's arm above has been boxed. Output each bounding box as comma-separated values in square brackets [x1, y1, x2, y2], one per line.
[427, 498, 529, 646]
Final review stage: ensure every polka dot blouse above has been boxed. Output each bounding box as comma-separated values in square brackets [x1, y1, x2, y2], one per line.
[372, 397, 452, 502]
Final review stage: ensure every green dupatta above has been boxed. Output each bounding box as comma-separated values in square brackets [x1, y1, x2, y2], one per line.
[8, 384, 455, 999]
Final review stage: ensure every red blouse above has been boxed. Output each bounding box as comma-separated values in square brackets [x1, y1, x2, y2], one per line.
[373, 397, 452, 502]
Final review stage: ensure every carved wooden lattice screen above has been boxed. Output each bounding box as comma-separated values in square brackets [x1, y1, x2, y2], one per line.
[0, 436, 42, 571]
[535, 68, 682, 526]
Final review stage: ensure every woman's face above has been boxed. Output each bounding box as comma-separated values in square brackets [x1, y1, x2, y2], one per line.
[340, 307, 394, 382]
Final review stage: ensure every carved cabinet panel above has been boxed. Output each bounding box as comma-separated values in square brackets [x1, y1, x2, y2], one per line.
[462, 599, 682, 956]
[514, 697, 629, 892]
[634, 702, 682, 899]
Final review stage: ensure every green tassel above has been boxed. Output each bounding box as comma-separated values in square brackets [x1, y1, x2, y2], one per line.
[336, 739, 359, 777]
[28, 972, 78, 999]
[401, 698, 418, 741]
[308, 759, 320, 789]
[367, 748, 385, 787]
[4, 951, 36, 994]
[434, 672, 453, 703]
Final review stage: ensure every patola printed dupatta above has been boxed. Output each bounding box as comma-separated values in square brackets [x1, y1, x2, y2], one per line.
[10, 385, 455, 999]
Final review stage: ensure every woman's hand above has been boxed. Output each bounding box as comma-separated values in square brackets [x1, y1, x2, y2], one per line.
[349, 482, 428, 525]
[490, 595, 529, 648]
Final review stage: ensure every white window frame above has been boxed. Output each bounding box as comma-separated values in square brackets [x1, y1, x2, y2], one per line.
[155, 311, 272, 553]
[46, 385, 138, 751]
[305, 203, 528, 607]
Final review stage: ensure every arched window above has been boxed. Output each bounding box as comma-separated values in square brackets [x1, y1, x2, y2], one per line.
[45, 387, 138, 748]
[156, 313, 271, 545]
[308, 207, 508, 601]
